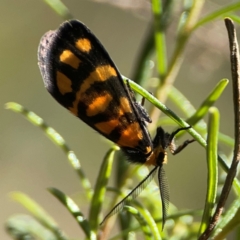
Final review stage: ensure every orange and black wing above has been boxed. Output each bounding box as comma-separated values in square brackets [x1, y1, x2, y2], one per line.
[38, 20, 153, 162]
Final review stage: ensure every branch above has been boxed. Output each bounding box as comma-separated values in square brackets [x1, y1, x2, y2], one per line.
[199, 18, 240, 240]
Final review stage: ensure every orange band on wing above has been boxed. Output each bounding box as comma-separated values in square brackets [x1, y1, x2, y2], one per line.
[56, 71, 72, 95]
[86, 93, 112, 116]
[95, 119, 119, 135]
[75, 38, 92, 52]
[59, 50, 81, 69]
[117, 122, 143, 148]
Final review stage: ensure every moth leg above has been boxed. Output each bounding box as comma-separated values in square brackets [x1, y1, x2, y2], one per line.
[125, 80, 152, 123]
[168, 126, 195, 155]
[141, 96, 145, 107]
[126, 79, 137, 101]
[169, 139, 195, 155]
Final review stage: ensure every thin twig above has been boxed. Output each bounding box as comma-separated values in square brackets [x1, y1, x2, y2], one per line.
[199, 18, 240, 240]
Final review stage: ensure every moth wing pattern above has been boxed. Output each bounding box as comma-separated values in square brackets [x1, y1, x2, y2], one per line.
[38, 20, 152, 155]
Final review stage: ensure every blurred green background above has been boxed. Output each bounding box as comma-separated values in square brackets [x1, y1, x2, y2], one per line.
[0, 0, 237, 239]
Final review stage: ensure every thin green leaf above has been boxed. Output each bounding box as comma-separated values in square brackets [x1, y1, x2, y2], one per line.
[48, 187, 96, 240]
[199, 107, 219, 236]
[155, 209, 203, 224]
[10, 192, 67, 240]
[41, 0, 73, 20]
[133, 202, 162, 240]
[187, 79, 228, 126]
[169, 86, 196, 117]
[110, 209, 203, 240]
[131, 30, 155, 87]
[225, 14, 240, 24]
[6, 214, 59, 240]
[168, 85, 234, 147]
[5, 102, 93, 200]
[171, 78, 228, 138]
[88, 146, 119, 232]
[124, 206, 153, 240]
[151, 0, 167, 78]
[149, 1, 204, 111]
[109, 224, 143, 240]
[193, 3, 240, 30]
[218, 133, 234, 147]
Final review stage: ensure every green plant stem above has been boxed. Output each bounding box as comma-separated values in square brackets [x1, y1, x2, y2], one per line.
[49, 188, 96, 240]
[42, 0, 73, 19]
[89, 147, 118, 233]
[198, 107, 219, 236]
[192, 2, 240, 31]
[151, 0, 167, 78]
[11, 192, 68, 240]
[5, 102, 93, 200]
[150, 0, 205, 126]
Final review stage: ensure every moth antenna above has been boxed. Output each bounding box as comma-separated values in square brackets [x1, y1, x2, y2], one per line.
[158, 167, 169, 230]
[100, 166, 158, 225]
